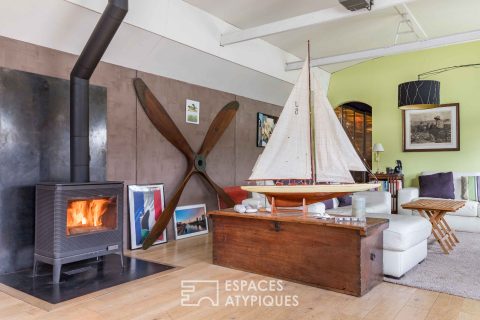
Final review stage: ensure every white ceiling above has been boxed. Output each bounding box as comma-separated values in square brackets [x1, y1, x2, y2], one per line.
[0, 0, 296, 106]
[184, 0, 340, 28]
[2, 0, 478, 105]
[184, 0, 480, 72]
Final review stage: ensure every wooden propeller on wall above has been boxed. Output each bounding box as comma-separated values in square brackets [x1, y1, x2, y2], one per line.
[133, 78, 238, 249]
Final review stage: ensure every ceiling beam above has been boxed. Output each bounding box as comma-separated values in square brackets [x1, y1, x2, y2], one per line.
[220, 0, 415, 46]
[285, 29, 480, 70]
[394, 3, 427, 40]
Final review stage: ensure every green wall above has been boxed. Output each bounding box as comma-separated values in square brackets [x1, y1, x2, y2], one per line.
[328, 41, 480, 187]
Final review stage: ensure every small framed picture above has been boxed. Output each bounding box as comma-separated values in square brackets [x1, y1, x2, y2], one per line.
[173, 204, 208, 240]
[403, 103, 460, 152]
[128, 184, 167, 249]
[257, 112, 278, 147]
[186, 99, 200, 124]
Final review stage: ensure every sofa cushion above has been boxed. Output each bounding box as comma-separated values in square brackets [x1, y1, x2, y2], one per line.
[326, 206, 352, 215]
[419, 172, 454, 199]
[450, 200, 478, 217]
[322, 199, 334, 209]
[326, 191, 391, 215]
[337, 195, 352, 207]
[445, 215, 480, 233]
[367, 213, 432, 252]
[421, 171, 480, 200]
[219, 186, 249, 209]
[461, 176, 480, 201]
[326, 203, 388, 216]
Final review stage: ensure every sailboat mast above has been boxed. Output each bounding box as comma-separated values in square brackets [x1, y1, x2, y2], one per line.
[307, 41, 317, 184]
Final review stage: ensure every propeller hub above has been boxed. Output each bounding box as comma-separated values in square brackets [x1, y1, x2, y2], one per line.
[194, 154, 207, 172]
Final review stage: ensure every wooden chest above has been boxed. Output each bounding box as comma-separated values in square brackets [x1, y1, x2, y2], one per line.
[209, 210, 388, 297]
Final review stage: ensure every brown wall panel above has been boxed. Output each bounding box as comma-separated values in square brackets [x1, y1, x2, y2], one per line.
[0, 35, 282, 248]
[135, 72, 237, 239]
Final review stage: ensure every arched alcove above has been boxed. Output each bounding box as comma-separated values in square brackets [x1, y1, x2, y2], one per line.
[335, 101, 372, 182]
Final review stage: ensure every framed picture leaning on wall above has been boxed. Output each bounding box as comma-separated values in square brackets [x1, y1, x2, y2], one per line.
[173, 204, 208, 240]
[128, 184, 167, 249]
[257, 112, 278, 147]
[403, 103, 460, 152]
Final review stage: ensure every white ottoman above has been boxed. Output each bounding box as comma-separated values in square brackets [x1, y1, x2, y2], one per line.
[327, 209, 432, 278]
[369, 213, 432, 278]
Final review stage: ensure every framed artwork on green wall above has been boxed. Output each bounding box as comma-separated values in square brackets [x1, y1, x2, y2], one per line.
[402, 103, 460, 152]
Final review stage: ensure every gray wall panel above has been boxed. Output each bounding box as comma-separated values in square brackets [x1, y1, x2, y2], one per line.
[0, 67, 106, 274]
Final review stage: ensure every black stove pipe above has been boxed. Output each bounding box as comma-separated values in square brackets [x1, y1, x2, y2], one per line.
[70, 0, 128, 182]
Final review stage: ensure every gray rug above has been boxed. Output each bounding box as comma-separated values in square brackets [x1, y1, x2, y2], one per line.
[384, 231, 480, 300]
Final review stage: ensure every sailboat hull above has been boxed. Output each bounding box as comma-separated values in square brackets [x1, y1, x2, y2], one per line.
[267, 192, 349, 207]
[241, 184, 379, 207]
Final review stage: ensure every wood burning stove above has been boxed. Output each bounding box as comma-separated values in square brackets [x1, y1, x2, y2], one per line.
[34, 182, 124, 283]
[32, 0, 128, 284]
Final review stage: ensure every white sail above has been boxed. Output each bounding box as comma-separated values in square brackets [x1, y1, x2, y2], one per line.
[312, 72, 366, 183]
[249, 60, 312, 180]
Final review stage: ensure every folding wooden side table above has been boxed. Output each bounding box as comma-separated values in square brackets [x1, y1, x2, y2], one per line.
[401, 199, 465, 254]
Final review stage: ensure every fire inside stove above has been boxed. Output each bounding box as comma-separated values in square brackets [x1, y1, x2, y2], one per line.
[66, 197, 117, 236]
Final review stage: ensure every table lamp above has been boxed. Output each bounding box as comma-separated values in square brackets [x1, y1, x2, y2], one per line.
[373, 143, 384, 173]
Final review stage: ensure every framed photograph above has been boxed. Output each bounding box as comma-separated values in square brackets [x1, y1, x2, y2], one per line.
[173, 204, 208, 240]
[257, 112, 278, 147]
[403, 103, 460, 152]
[186, 99, 200, 124]
[128, 184, 167, 249]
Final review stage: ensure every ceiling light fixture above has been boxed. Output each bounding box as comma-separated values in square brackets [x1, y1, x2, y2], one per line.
[338, 0, 374, 12]
[398, 63, 480, 110]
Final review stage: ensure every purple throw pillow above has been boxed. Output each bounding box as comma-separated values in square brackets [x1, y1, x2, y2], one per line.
[322, 199, 334, 209]
[338, 195, 352, 207]
[419, 172, 455, 199]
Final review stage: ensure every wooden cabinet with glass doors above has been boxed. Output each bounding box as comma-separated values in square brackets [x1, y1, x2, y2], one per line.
[335, 102, 372, 182]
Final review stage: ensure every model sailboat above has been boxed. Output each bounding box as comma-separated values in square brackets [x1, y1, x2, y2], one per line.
[242, 44, 379, 211]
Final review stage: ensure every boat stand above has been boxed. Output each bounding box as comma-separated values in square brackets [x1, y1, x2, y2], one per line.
[270, 196, 308, 217]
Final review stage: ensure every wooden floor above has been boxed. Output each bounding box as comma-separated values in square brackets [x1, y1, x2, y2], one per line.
[1, 235, 480, 320]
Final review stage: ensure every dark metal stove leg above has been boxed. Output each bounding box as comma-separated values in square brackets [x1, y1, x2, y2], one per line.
[32, 257, 38, 277]
[120, 251, 124, 269]
[53, 262, 62, 284]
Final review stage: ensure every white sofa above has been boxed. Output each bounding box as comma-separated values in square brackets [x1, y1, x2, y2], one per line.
[398, 171, 480, 233]
[243, 191, 431, 278]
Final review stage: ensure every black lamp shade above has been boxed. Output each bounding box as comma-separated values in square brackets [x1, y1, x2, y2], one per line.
[398, 80, 440, 110]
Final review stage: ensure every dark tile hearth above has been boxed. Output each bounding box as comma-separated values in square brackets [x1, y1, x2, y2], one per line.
[0, 255, 173, 304]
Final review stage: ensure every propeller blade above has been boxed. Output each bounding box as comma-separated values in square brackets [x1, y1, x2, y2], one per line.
[134, 78, 195, 162]
[198, 101, 239, 157]
[142, 168, 195, 249]
[198, 171, 235, 208]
